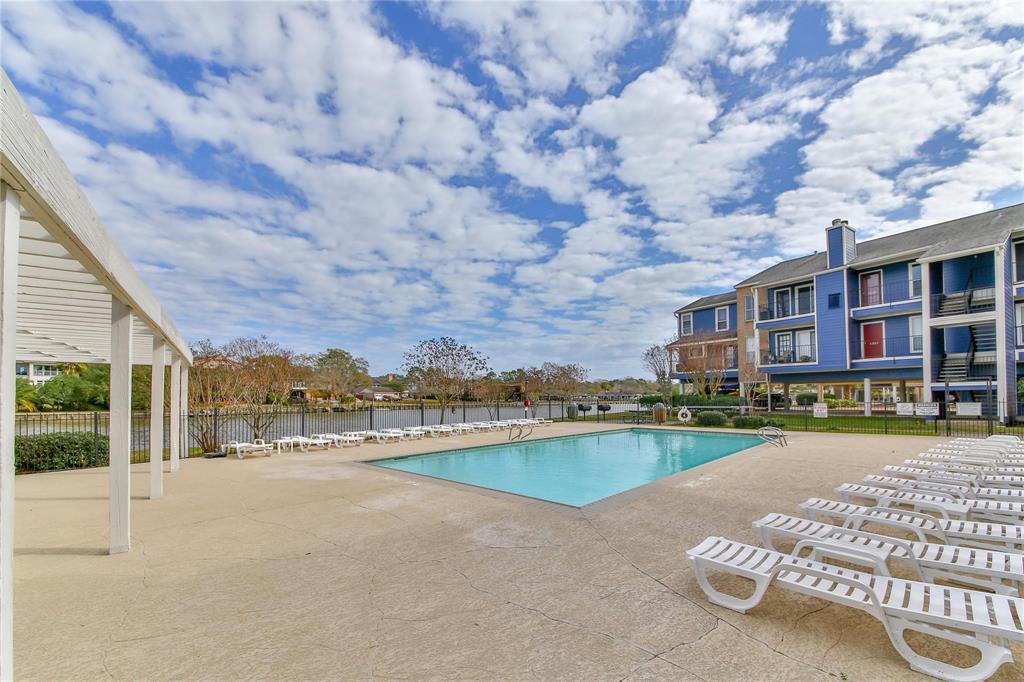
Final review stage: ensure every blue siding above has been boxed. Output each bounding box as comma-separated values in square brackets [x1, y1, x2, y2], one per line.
[827, 227, 844, 268]
[944, 327, 972, 353]
[814, 270, 847, 369]
[942, 252, 994, 292]
[687, 303, 736, 334]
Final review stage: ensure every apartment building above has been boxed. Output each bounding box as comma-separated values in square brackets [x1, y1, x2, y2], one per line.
[667, 292, 739, 391]
[669, 203, 1024, 418]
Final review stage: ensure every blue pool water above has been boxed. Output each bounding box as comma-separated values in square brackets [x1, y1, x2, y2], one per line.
[369, 429, 763, 506]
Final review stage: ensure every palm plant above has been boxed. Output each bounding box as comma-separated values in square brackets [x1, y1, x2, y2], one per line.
[15, 378, 39, 412]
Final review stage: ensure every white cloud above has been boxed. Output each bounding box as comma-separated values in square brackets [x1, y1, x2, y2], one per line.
[670, 0, 791, 74]
[432, 1, 643, 96]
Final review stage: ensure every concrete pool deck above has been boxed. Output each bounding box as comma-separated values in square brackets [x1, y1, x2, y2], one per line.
[13, 423, 1024, 680]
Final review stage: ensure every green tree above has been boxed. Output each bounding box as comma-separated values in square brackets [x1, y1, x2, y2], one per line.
[312, 348, 370, 401]
[37, 374, 90, 411]
[15, 378, 39, 412]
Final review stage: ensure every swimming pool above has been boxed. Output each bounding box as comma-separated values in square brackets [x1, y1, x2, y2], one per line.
[368, 428, 763, 507]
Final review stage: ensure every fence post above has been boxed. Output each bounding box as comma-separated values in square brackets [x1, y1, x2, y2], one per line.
[803, 404, 808, 431]
[300, 403, 306, 437]
[548, 400, 552, 419]
[463, 402, 466, 423]
[93, 411, 100, 463]
[369, 402, 374, 430]
[496, 400, 500, 421]
[420, 400, 425, 426]
[944, 381, 951, 437]
[212, 406, 219, 452]
[986, 378, 994, 436]
[883, 401, 888, 435]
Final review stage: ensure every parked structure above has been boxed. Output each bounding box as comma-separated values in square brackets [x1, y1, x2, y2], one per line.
[669, 204, 1024, 418]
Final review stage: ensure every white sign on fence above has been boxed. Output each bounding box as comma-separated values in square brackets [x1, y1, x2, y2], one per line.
[895, 402, 915, 416]
[812, 402, 828, 418]
[915, 402, 940, 417]
[954, 402, 983, 417]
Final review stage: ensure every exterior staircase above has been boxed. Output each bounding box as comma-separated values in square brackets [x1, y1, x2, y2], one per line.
[938, 353, 969, 381]
[936, 291, 968, 316]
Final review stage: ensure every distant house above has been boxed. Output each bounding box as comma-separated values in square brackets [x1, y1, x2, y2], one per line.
[356, 386, 407, 401]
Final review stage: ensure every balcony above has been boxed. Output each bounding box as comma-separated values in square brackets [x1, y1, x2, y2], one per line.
[855, 278, 921, 308]
[931, 287, 996, 317]
[758, 302, 815, 321]
[759, 345, 816, 365]
[850, 334, 922, 360]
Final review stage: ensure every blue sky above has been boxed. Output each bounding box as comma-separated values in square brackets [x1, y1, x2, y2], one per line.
[2, 1, 1022, 376]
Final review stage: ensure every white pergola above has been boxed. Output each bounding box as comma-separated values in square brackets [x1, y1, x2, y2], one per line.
[1, 70, 193, 680]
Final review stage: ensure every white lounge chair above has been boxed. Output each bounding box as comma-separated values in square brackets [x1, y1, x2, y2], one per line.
[470, 422, 497, 431]
[401, 427, 426, 439]
[422, 425, 455, 437]
[449, 423, 476, 434]
[314, 433, 363, 447]
[905, 458, 1024, 476]
[862, 475, 1024, 503]
[800, 497, 1024, 552]
[224, 440, 253, 458]
[836, 483, 1024, 524]
[364, 430, 402, 443]
[885, 465, 1024, 490]
[753, 512, 1024, 596]
[293, 435, 332, 451]
[686, 536, 1024, 681]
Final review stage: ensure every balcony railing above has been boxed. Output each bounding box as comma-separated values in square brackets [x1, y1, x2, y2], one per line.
[931, 287, 996, 317]
[675, 354, 739, 372]
[850, 334, 922, 360]
[759, 345, 816, 365]
[758, 302, 815, 321]
[856, 278, 921, 307]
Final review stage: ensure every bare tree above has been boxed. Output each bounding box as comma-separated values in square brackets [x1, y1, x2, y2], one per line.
[541, 362, 588, 401]
[642, 343, 673, 404]
[223, 336, 298, 440]
[473, 375, 513, 419]
[403, 337, 489, 423]
[737, 361, 765, 408]
[187, 339, 242, 453]
[678, 334, 730, 398]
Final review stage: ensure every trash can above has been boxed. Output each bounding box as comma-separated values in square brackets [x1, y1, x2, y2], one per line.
[652, 402, 667, 425]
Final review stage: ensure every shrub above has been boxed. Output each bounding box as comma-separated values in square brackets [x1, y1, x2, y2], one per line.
[694, 410, 728, 426]
[638, 394, 663, 406]
[673, 394, 742, 407]
[732, 415, 767, 429]
[795, 392, 817, 406]
[14, 432, 108, 473]
[764, 417, 785, 428]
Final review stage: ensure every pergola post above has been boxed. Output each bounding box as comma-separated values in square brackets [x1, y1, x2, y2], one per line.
[1, 183, 22, 682]
[180, 364, 189, 461]
[169, 354, 181, 472]
[149, 337, 166, 500]
[109, 298, 133, 554]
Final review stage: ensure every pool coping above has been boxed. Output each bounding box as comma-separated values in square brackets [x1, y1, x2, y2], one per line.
[352, 426, 771, 512]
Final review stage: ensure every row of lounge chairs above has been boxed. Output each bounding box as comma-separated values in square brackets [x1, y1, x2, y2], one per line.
[224, 418, 553, 458]
[687, 434, 1024, 682]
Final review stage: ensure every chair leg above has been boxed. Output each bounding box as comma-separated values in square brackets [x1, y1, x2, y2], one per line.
[882, 616, 1013, 682]
[689, 557, 771, 614]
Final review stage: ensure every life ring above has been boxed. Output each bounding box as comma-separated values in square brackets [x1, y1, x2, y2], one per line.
[676, 406, 692, 423]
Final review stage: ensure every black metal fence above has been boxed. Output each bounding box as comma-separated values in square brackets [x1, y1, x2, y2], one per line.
[14, 400, 638, 470]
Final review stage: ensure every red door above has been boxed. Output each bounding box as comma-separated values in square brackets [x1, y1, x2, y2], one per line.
[860, 271, 881, 306]
[862, 322, 884, 358]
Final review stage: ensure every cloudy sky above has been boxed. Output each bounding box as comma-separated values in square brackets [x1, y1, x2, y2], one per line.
[2, 1, 1022, 376]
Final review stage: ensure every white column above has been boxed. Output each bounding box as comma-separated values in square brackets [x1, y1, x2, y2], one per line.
[0, 183, 21, 682]
[863, 377, 872, 416]
[169, 354, 181, 472]
[109, 298, 133, 554]
[994, 245, 1009, 422]
[149, 337, 166, 500]
[180, 364, 189, 461]
[921, 259, 932, 401]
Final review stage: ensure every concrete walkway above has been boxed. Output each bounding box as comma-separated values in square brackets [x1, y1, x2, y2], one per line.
[13, 424, 1023, 680]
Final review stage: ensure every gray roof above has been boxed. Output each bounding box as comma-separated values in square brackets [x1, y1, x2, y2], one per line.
[737, 203, 1024, 288]
[675, 290, 736, 314]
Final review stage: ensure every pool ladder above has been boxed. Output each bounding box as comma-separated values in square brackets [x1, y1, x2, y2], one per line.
[508, 423, 533, 442]
[757, 425, 787, 448]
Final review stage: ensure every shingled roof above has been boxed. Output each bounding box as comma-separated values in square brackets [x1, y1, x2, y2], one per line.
[674, 290, 736, 314]
[736, 203, 1024, 288]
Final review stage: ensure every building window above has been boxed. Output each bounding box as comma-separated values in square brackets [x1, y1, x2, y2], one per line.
[681, 313, 693, 336]
[775, 332, 793, 361]
[15, 363, 28, 377]
[828, 293, 841, 309]
[908, 263, 922, 298]
[34, 365, 58, 377]
[796, 284, 815, 315]
[1017, 303, 1024, 345]
[745, 336, 757, 363]
[774, 289, 791, 318]
[715, 306, 729, 331]
[909, 315, 923, 352]
[1015, 242, 1024, 282]
[743, 294, 754, 321]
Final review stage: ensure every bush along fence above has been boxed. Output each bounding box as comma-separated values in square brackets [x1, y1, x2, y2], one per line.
[14, 400, 638, 473]
[654, 399, 1021, 438]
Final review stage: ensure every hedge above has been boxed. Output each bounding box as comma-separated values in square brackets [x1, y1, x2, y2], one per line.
[15, 432, 108, 473]
[673, 395, 743, 407]
[694, 410, 728, 426]
[795, 392, 817, 406]
[732, 415, 767, 429]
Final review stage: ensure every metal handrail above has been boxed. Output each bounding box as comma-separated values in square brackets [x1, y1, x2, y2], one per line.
[757, 425, 787, 448]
